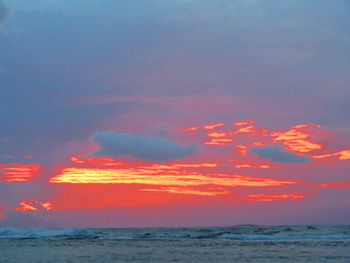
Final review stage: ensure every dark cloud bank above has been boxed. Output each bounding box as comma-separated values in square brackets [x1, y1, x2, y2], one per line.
[93, 132, 198, 162]
[252, 144, 309, 164]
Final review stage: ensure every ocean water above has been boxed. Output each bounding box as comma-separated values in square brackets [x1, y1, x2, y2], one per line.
[0, 225, 349, 262]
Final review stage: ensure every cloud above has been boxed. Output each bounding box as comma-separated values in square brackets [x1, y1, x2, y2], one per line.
[92, 132, 198, 162]
[0, 0, 9, 24]
[251, 144, 309, 164]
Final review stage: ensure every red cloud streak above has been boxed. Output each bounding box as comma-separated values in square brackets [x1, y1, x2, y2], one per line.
[0, 163, 42, 182]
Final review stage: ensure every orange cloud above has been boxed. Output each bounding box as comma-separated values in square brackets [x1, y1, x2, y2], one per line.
[70, 155, 127, 166]
[0, 163, 42, 182]
[200, 123, 326, 159]
[49, 155, 299, 206]
[207, 131, 232, 138]
[204, 138, 233, 145]
[14, 200, 53, 212]
[309, 181, 350, 189]
[234, 164, 272, 169]
[313, 150, 350, 160]
[141, 187, 230, 196]
[271, 124, 323, 154]
[147, 163, 217, 169]
[235, 145, 248, 155]
[230, 159, 273, 169]
[245, 193, 305, 202]
[48, 151, 302, 209]
[207, 125, 268, 139]
[177, 122, 225, 132]
[233, 120, 255, 126]
[50, 166, 298, 187]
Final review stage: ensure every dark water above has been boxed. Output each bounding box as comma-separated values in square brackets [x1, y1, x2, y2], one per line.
[0, 225, 349, 262]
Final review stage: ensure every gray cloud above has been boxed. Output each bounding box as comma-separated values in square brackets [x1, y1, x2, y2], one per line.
[93, 132, 198, 162]
[251, 144, 309, 164]
[0, 0, 9, 24]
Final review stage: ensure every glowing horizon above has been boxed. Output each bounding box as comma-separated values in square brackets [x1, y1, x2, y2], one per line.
[1, 120, 349, 217]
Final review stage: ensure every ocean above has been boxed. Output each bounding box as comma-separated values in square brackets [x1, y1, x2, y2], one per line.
[0, 225, 349, 262]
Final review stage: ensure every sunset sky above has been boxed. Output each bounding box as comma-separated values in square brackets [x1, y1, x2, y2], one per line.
[0, 0, 349, 227]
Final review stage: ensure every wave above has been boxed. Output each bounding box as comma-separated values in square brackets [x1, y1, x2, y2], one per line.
[0, 228, 97, 239]
[219, 233, 350, 240]
[0, 226, 349, 240]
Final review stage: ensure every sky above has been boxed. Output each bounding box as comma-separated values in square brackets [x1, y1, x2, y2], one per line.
[0, 0, 349, 227]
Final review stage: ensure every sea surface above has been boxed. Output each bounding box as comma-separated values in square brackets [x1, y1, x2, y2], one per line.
[0, 225, 349, 262]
